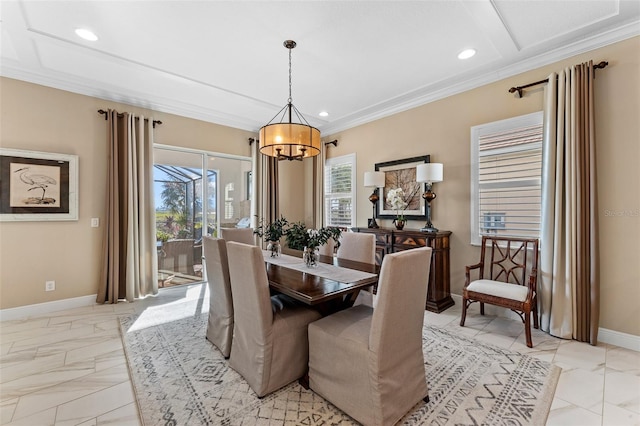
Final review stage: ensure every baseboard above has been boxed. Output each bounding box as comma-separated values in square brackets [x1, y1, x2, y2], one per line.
[451, 294, 639, 352]
[598, 328, 640, 352]
[0, 294, 98, 322]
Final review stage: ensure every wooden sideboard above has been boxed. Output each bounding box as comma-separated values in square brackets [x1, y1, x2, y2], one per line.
[352, 227, 454, 313]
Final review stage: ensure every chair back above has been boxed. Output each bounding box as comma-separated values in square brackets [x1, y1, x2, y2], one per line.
[318, 239, 335, 257]
[220, 227, 255, 245]
[202, 236, 233, 357]
[480, 236, 539, 290]
[159, 239, 195, 275]
[336, 232, 376, 264]
[370, 247, 432, 362]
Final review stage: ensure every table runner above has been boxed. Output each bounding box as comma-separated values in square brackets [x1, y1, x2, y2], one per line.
[263, 251, 376, 283]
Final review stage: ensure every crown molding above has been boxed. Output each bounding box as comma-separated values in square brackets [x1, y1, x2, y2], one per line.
[2, 21, 638, 136]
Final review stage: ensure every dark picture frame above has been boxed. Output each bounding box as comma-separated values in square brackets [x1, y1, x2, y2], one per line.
[0, 148, 78, 221]
[375, 155, 430, 220]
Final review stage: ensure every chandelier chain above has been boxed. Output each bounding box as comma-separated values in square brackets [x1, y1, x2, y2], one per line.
[288, 47, 293, 104]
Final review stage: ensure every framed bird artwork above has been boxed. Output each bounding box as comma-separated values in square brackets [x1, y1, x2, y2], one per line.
[0, 148, 78, 221]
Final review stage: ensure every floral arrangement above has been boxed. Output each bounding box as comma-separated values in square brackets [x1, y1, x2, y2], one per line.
[386, 187, 409, 220]
[285, 221, 341, 251]
[253, 216, 288, 241]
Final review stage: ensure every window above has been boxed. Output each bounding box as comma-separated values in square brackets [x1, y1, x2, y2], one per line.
[470, 112, 543, 245]
[324, 154, 356, 227]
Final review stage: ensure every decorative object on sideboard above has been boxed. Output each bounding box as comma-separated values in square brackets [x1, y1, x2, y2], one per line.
[364, 171, 385, 228]
[259, 40, 320, 161]
[386, 187, 408, 230]
[416, 162, 443, 232]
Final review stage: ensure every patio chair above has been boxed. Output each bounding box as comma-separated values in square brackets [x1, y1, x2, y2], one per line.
[159, 239, 195, 276]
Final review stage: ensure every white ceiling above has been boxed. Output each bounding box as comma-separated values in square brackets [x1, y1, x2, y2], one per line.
[1, 1, 639, 135]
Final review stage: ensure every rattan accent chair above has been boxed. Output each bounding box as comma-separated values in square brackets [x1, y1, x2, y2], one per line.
[460, 236, 540, 347]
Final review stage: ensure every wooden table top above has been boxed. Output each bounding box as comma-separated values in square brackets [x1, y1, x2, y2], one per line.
[265, 252, 379, 306]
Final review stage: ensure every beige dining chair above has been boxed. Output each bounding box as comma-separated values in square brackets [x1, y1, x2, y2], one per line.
[226, 241, 322, 398]
[308, 247, 432, 426]
[219, 227, 255, 245]
[203, 236, 233, 358]
[318, 239, 335, 257]
[336, 232, 376, 306]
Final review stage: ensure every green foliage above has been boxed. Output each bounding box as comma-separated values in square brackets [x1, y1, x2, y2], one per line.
[285, 222, 342, 250]
[156, 230, 172, 242]
[284, 222, 309, 250]
[254, 216, 289, 241]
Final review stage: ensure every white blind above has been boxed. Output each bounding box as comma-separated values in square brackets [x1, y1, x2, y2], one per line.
[324, 154, 355, 227]
[471, 112, 543, 244]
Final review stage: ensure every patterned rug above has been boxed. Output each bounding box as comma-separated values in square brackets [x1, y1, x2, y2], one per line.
[120, 309, 560, 426]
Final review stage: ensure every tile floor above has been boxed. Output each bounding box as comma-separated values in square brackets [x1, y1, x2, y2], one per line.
[1, 283, 638, 425]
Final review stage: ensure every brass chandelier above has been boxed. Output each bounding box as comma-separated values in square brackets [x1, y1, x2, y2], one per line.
[259, 40, 321, 161]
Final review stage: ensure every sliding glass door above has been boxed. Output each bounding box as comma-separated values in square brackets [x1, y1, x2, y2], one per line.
[153, 146, 251, 288]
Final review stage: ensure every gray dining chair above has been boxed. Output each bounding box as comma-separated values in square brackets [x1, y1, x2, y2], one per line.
[308, 247, 432, 426]
[219, 227, 255, 245]
[226, 241, 322, 397]
[203, 236, 233, 358]
[336, 232, 376, 306]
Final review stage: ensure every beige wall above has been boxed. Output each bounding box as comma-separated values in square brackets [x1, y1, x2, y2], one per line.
[325, 36, 640, 336]
[0, 78, 255, 309]
[1, 37, 638, 337]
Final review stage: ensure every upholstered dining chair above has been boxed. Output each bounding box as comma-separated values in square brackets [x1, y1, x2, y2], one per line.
[219, 227, 255, 245]
[336, 232, 377, 306]
[203, 236, 233, 358]
[318, 239, 335, 257]
[460, 236, 540, 348]
[308, 247, 432, 426]
[226, 241, 322, 398]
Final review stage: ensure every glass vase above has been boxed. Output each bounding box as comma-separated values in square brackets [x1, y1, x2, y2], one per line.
[303, 246, 319, 268]
[267, 240, 281, 257]
[394, 218, 405, 230]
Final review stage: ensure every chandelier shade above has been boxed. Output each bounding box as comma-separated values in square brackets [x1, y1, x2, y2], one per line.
[259, 119, 321, 160]
[259, 40, 321, 161]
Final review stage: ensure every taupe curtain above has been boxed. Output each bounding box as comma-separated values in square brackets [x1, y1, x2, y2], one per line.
[312, 143, 326, 228]
[540, 61, 599, 345]
[97, 110, 157, 303]
[251, 140, 279, 246]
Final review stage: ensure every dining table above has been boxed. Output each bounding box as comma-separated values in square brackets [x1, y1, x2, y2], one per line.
[262, 249, 379, 313]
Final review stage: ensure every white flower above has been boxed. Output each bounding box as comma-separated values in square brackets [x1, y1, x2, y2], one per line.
[387, 188, 408, 211]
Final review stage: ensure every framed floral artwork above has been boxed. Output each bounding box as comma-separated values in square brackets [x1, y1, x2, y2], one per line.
[0, 148, 78, 221]
[375, 155, 430, 220]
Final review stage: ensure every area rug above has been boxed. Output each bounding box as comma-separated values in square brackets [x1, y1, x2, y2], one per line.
[120, 310, 560, 426]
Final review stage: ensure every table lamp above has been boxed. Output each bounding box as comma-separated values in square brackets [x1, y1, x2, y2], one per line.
[364, 171, 385, 228]
[416, 163, 443, 232]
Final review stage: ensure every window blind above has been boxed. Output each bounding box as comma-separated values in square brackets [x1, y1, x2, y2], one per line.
[478, 125, 542, 238]
[324, 154, 355, 227]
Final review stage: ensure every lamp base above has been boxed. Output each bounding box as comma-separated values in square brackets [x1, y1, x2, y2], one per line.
[421, 225, 439, 233]
[368, 218, 379, 228]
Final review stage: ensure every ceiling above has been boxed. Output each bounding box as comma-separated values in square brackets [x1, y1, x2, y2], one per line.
[1, 1, 639, 135]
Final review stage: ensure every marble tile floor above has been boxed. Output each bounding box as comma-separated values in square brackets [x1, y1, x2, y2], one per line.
[1, 283, 638, 426]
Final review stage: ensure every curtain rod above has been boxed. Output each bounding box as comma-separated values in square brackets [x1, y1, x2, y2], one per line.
[97, 109, 163, 128]
[508, 61, 608, 98]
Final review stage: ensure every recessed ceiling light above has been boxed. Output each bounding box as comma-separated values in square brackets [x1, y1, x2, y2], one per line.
[319, 111, 329, 117]
[75, 28, 98, 41]
[458, 48, 476, 60]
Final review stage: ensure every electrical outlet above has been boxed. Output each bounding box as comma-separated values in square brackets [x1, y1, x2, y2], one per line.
[45, 280, 55, 291]
[91, 218, 100, 227]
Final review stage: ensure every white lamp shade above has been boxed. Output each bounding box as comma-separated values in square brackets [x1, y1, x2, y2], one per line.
[364, 171, 385, 188]
[416, 163, 443, 183]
